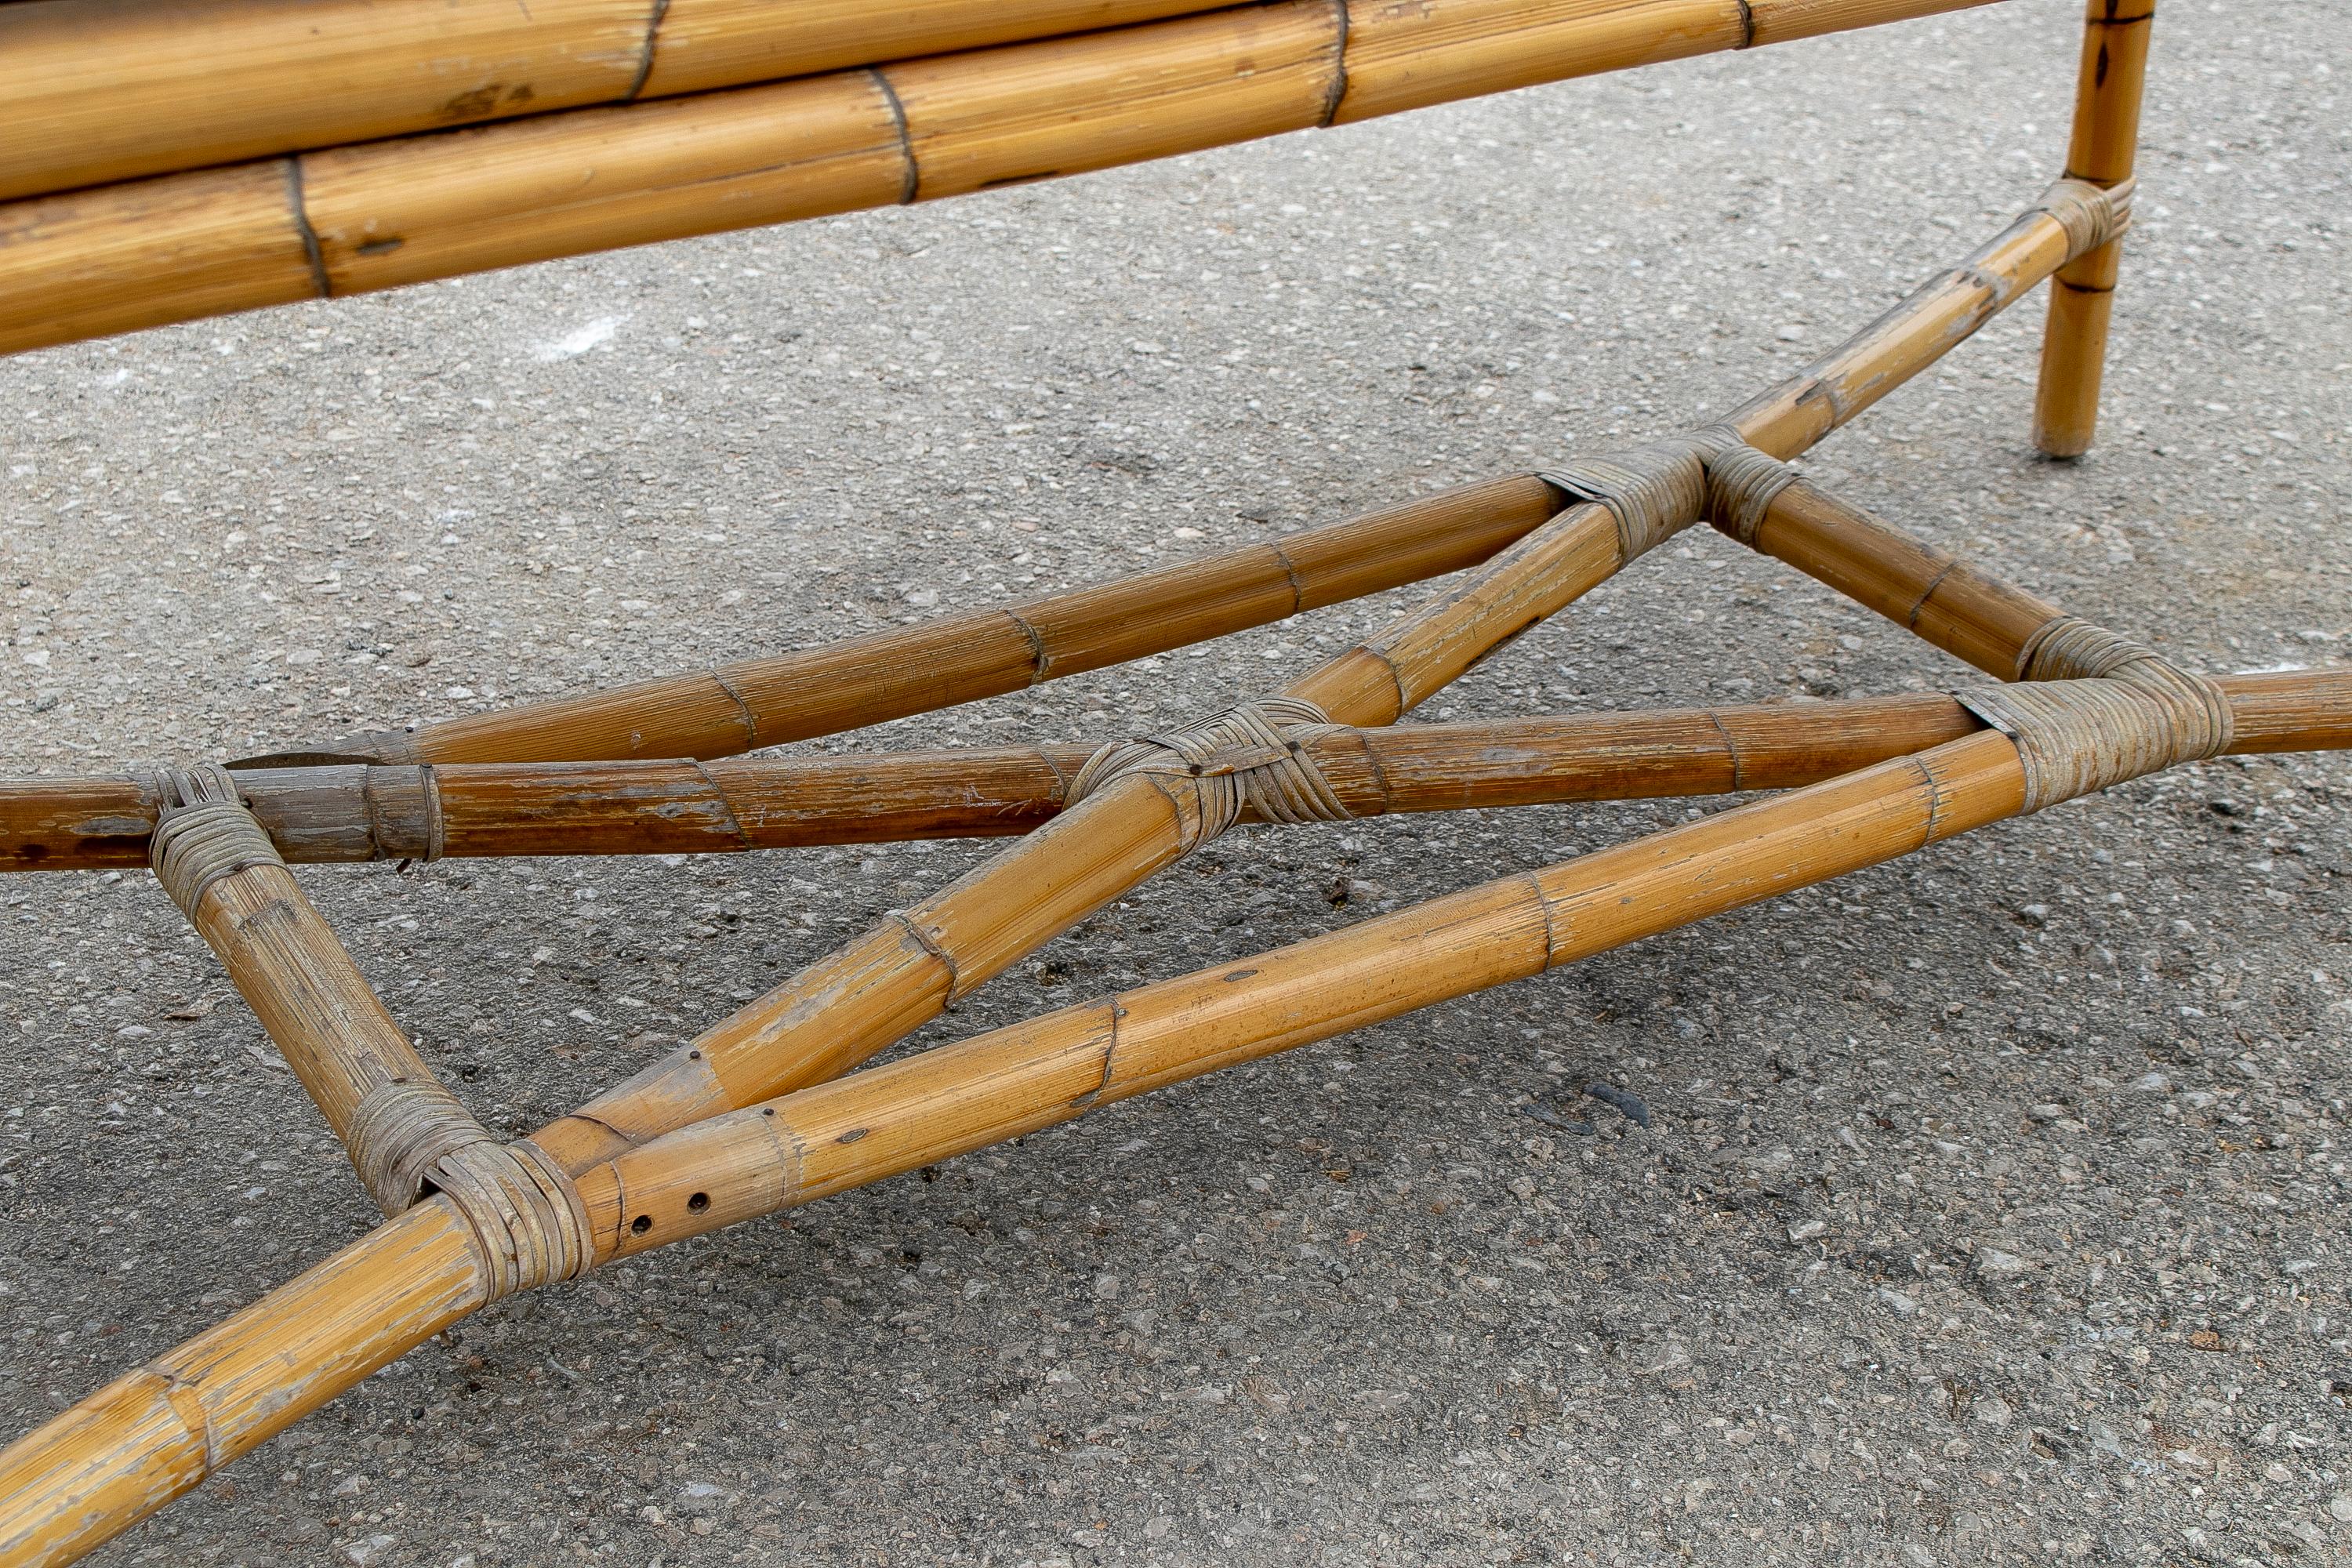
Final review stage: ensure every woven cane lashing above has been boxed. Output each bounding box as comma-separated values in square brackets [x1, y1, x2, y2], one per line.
[1066, 697, 1350, 845]
[1961, 626, 2231, 814]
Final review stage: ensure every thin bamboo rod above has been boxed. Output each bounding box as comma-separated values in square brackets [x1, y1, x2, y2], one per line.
[2032, 0, 2154, 458]
[0, 0, 1237, 205]
[24, 682, 2352, 1563]
[10, 670, 2347, 872]
[241, 475, 1561, 768]
[531, 184, 2122, 1171]
[0, 0, 2001, 358]
[1735, 477, 2067, 677]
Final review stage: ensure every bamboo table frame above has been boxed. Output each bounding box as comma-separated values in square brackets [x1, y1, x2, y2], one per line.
[2, 2, 2341, 1563]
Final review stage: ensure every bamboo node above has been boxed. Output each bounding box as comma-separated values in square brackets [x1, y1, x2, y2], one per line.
[1960, 623, 2232, 812]
[150, 766, 281, 917]
[1067, 697, 1350, 842]
[2033, 176, 2134, 260]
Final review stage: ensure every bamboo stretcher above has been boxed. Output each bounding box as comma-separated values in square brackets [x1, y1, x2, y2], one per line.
[0, 1, 2320, 1563]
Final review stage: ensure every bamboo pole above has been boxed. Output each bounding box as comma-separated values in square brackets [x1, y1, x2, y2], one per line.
[0, 0, 2002, 358]
[241, 476, 1560, 769]
[0, 0, 1240, 205]
[1733, 478, 2067, 677]
[582, 731, 2031, 1255]
[11, 670, 2347, 872]
[530, 182, 2126, 1171]
[2031, 0, 2153, 457]
[20, 681, 2352, 1563]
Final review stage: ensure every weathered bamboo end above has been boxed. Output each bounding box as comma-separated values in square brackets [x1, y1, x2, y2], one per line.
[2032, 0, 2154, 457]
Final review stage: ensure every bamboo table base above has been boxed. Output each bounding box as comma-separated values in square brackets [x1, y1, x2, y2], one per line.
[2, 4, 2334, 1564]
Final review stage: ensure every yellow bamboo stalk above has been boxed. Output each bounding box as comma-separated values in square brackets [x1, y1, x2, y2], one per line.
[1734, 478, 2067, 677]
[18, 666, 2349, 872]
[583, 732, 2028, 1256]
[0, 0, 2002, 357]
[248, 477, 1558, 769]
[0, 0, 1283, 205]
[2032, 0, 2154, 457]
[157, 797, 486, 1214]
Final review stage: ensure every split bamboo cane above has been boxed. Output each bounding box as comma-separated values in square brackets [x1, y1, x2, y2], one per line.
[14, 684, 2349, 1566]
[0, 0, 2001, 357]
[0, 0, 1236, 205]
[10, 669, 2347, 872]
[243, 476, 1561, 769]
[2032, 0, 2154, 457]
[529, 180, 2126, 1174]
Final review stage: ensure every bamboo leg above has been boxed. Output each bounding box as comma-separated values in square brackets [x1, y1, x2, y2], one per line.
[15, 669, 2351, 871]
[2032, 0, 2155, 458]
[19, 679, 2352, 1564]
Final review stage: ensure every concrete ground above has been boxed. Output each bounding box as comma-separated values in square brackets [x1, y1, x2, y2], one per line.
[2, 1, 2347, 1563]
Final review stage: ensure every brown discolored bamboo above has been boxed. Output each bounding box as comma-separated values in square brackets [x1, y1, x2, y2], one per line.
[241, 476, 1560, 769]
[1733, 478, 2067, 677]
[532, 184, 2118, 1172]
[37, 696, 2342, 1563]
[0, 0, 1243, 206]
[2033, 0, 2154, 458]
[13, 670, 2350, 873]
[0, 0, 2002, 358]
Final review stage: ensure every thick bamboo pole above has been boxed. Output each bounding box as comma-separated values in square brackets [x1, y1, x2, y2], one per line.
[532, 182, 2125, 1170]
[242, 477, 1560, 770]
[2031, 0, 2154, 458]
[0, 0, 1235, 205]
[0, 0, 2002, 358]
[10, 670, 2347, 871]
[31, 683, 2352, 1563]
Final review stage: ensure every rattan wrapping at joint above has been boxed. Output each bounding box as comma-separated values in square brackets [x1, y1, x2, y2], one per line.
[1960, 624, 2232, 813]
[1067, 697, 1350, 846]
